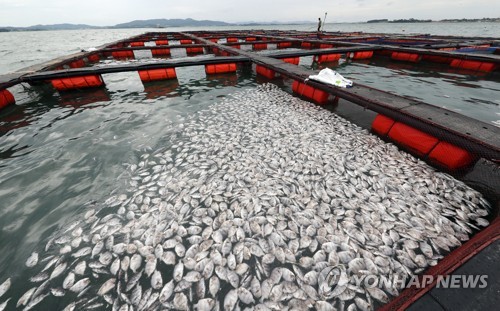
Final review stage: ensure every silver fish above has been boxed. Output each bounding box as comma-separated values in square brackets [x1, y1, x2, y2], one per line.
[151, 270, 163, 290]
[0, 278, 10, 299]
[63, 272, 75, 290]
[16, 287, 36, 307]
[223, 289, 238, 311]
[74, 261, 86, 275]
[173, 292, 188, 311]
[50, 262, 67, 280]
[159, 280, 174, 304]
[25, 252, 39, 268]
[97, 278, 116, 296]
[69, 278, 90, 293]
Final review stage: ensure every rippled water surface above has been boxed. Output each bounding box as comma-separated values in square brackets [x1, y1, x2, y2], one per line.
[0, 25, 498, 310]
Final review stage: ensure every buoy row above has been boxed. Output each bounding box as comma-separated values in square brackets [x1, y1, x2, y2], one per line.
[372, 114, 476, 170]
[292, 81, 330, 104]
[46, 62, 241, 92]
[389, 51, 496, 72]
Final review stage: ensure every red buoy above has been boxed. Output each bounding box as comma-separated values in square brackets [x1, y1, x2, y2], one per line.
[450, 59, 496, 72]
[292, 81, 329, 104]
[252, 43, 267, 50]
[315, 54, 341, 63]
[388, 122, 439, 156]
[87, 54, 100, 63]
[0, 89, 15, 109]
[138, 68, 177, 82]
[391, 52, 422, 63]
[256, 65, 276, 79]
[277, 42, 292, 49]
[51, 75, 104, 91]
[205, 63, 237, 75]
[151, 48, 171, 56]
[347, 51, 373, 59]
[69, 59, 85, 68]
[428, 141, 476, 170]
[301, 42, 312, 49]
[186, 47, 204, 54]
[371, 114, 396, 135]
[112, 51, 134, 59]
[281, 57, 300, 65]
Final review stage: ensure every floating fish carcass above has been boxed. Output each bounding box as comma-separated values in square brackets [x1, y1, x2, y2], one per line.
[0, 30, 499, 310]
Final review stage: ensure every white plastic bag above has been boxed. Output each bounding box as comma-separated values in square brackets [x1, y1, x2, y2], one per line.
[307, 68, 353, 88]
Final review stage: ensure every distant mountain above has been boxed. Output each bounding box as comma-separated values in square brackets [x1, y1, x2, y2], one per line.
[0, 18, 314, 32]
[113, 18, 231, 28]
[0, 23, 98, 31]
[235, 20, 313, 26]
[27, 23, 99, 30]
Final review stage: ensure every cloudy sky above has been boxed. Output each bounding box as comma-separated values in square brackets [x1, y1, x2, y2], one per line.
[1, 0, 498, 27]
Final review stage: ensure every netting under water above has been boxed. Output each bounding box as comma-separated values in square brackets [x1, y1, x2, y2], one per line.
[0, 84, 491, 310]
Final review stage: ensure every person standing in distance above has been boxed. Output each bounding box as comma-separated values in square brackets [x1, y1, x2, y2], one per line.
[317, 17, 322, 38]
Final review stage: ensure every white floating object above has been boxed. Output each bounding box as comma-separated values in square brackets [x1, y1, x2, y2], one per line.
[307, 68, 353, 88]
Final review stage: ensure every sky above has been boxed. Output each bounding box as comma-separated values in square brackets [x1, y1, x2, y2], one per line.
[0, 0, 499, 27]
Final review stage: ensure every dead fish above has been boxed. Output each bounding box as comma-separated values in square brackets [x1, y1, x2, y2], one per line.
[97, 278, 116, 296]
[50, 287, 65, 297]
[131, 284, 143, 306]
[50, 262, 67, 279]
[72, 247, 91, 258]
[92, 242, 104, 258]
[99, 252, 113, 266]
[173, 292, 188, 310]
[30, 272, 49, 283]
[354, 297, 372, 311]
[16, 287, 36, 307]
[159, 280, 174, 304]
[62, 302, 76, 311]
[130, 254, 142, 273]
[196, 298, 215, 311]
[24, 293, 48, 311]
[69, 278, 90, 293]
[184, 271, 201, 283]
[74, 261, 86, 275]
[63, 272, 75, 290]
[237, 287, 254, 304]
[209, 276, 220, 297]
[25, 252, 39, 268]
[110, 258, 120, 275]
[315, 301, 336, 311]
[126, 270, 143, 292]
[173, 262, 184, 282]
[224, 289, 238, 311]
[366, 287, 390, 303]
[0, 298, 10, 311]
[0, 278, 11, 299]
[151, 270, 163, 290]
[161, 251, 176, 265]
[145, 256, 157, 277]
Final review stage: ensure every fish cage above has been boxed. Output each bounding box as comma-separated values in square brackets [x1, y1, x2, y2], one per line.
[0, 30, 499, 311]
